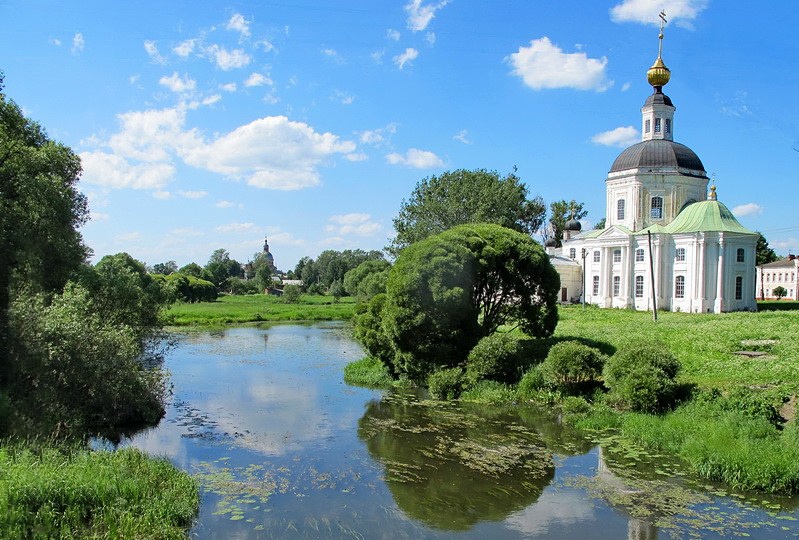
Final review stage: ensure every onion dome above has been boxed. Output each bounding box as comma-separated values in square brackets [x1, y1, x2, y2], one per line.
[661, 187, 754, 235]
[565, 218, 582, 232]
[545, 238, 558, 248]
[609, 139, 705, 175]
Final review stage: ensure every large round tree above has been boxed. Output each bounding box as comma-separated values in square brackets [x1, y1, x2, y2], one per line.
[381, 223, 559, 381]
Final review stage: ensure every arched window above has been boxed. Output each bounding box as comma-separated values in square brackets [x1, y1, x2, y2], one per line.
[665, 118, 671, 134]
[617, 199, 625, 220]
[592, 275, 600, 296]
[736, 248, 745, 262]
[635, 248, 645, 262]
[675, 248, 685, 262]
[635, 275, 644, 298]
[613, 249, 622, 263]
[735, 276, 743, 300]
[613, 276, 620, 297]
[655, 118, 662, 133]
[650, 196, 663, 219]
[593, 250, 600, 263]
[675, 276, 685, 298]
[645, 119, 651, 133]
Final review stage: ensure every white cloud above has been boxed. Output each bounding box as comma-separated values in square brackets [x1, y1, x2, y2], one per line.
[244, 72, 273, 87]
[107, 107, 200, 163]
[177, 190, 208, 199]
[325, 213, 381, 237]
[732, 203, 763, 217]
[321, 48, 344, 63]
[774, 238, 799, 253]
[216, 222, 259, 233]
[152, 190, 171, 199]
[344, 152, 367, 162]
[610, 0, 709, 28]
[203, 94, 222, 106]
[182, 116, 357, 190]
[91, 211, 110, 222]
[507, 37, 612, 91]
[215, 200, 239, 208]
[386, 29, 401, 41]
[71, 33, 84, 54]
[425, 31, 436, 45]
[173, 39, 197, 58]
[80, 151, 176, 189]
[128, 74, 140, 84]
[385, 148, 443, 169]
[453, 129, 471, 144]
[143, 40, 167, 64]
[332, 90, 355, 105]
[221, 82, 237, 92]
[115, 231, 142, 242]
[206, 44, 251, 70]
[370, 50, 385, 63]
[621, 82, 631, 92]
[257, 40, 275, 53]
[50, 38, 62, 47]
[393, 48, 419, 70]
[359, 123, 397, 145]
[268, 232, 305, 247]
[591, 125, 640, 147]
[159, 72, 196, 93]
[405, 0, 450, 32]
[226, 13, 251, 38]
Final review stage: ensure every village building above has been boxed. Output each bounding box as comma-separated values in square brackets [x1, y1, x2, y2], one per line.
[548, 23, 758, 313]
[756, 256, 799, 300]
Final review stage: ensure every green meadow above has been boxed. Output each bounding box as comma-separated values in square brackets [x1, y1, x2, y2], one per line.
[165, 294, 357, 326]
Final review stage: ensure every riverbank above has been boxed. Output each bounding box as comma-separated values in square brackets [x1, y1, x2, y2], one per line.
[165, 294, 357, 326]
[346, 305, 799, 494]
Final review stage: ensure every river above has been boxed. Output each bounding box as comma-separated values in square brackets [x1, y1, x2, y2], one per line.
[114, 323, 799, 539]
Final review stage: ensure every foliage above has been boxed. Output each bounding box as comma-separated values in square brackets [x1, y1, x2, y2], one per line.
[0, 446, 198, 539]
[390, 168, 546, 254]
[329, 279, 345, 302]
[756, 231, 778, 266]
[459, 380, 517, 404]
[178, 262, 212, 282]
[352, 293, 395, 375]
[465, 333, 528, 386]
[157, 272, 218, 303]
[382, 223, 559, 382]
[294, 250, 385, 291]
[151, 260, 177, 275]
[205, 248, 243, 288]
[427, 368, 465, 400]
[516, 366, 547, 400]
[593, 218, 606, 230]
[343, 357, 394, 388]
[773, 285, 788, 300]
[539, 340, 605, 391]
[603, 341, 681, 413]
[560, 395, 591, 415]
[281, 284, 302, 304]
[547, 199, 587, 247]
[226, 277, 260, 295]
[0, 95, 89, 382]
[343, 259, 391, 300]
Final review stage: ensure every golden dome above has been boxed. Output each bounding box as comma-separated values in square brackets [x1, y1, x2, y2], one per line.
[647, 55, 671, 88]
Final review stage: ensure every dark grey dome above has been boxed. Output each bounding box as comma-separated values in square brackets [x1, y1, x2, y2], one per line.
[643, 91, 673, 107]
[609, 139, 706, 175]
[565, 218, 582, 232]
[545, 238, 558, 248]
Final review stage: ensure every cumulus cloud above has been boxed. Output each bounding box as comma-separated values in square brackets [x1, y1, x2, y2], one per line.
[453, 130, 471, 144]
[325, 213, 381, 236]
[177, 190, 208, 199]
[386, 29, 401, 41]
[152, 190, 171, 199]
[393, 48, 419, 69]
[344, 152, 367, 162]
[71, 33, 84, 54]
[385, 148, 443, 169]
[732, 203, 763, 217]
[507, 37, 612, 91]
[591, 126, 640, 147]
[610, 0, 708, 28]
[80, 151, 176, 190]
[144, 40, 167, 64]
[226, 13, 251, 38]
[215, 200, 240, 208]
[221, 82, 237, 92]
[159, 72, 196, 93]
[332, 90, 355, 105]
[244, 72, 273, 87]
[173, 39, 197, 58]
[203, 94, 222, 106]
[405, 0, 450, 32]
[206, 44, 251, 70]
[182, 116, 357, 190]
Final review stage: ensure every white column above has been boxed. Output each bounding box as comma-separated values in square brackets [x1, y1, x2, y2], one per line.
[697, 238, 706, 310]
[715, 238, 725, 313]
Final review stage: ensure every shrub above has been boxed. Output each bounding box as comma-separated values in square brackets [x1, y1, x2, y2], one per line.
[352, 294, 396, 377]
[603, 341, 681, 413]
[516, 366, 547, 400]
[460, 380, 516, 404]
[539, 341, 606, 391]
[465, 333, 527, 386]
[343, 357, 393, 388]
[561, 395, 591, 415]
[427, 368, 465, 400]
[281, 284, 302, 303]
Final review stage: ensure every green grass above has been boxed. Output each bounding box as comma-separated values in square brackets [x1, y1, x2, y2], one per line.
[343, 357, 394, 388]
[0, 445, 198, 539]
[165, 294, 357, 326]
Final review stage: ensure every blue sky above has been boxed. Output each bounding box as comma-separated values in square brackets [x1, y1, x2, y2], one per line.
[2, 0, 796, 271]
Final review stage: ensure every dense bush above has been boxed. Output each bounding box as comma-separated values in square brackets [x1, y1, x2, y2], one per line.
[352, 294, 395, 376]
[465, 333, 528, 386]
[427, 368, 465, 400]
[343, 357, 393, 388]
[344, 259, 391, 300]
[516, 366, 547, 400]
[539, 341, 605, 392]
[603, 341, 681, 413]
[281, 284, 302, 303]
[155, 273, 218, 303]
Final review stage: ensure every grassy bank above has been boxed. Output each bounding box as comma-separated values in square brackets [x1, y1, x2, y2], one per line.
[165, 294, 357, 326]
[0, 445, 198, 539]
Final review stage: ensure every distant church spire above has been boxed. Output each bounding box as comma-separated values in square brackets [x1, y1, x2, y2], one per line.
[646, 11, 671, 91]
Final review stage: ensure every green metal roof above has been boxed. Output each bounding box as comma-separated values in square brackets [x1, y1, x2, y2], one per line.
[660, 200, 754, 235]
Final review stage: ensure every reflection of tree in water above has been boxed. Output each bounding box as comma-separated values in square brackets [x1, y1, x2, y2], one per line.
[358, 394, 554, 531]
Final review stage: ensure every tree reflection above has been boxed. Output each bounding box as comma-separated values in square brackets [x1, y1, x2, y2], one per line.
[358, 394, 554, 531]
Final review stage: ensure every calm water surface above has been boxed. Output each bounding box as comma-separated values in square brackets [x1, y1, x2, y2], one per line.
[119, 324, 799, 539]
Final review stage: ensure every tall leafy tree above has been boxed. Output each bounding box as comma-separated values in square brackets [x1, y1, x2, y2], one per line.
[390, 169, 546, 254]
[0, 94, 88, 381]
[547, 199, 587, 247]
[755, 232, 778, 266]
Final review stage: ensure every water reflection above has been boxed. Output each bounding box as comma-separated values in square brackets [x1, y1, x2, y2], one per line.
[358, 392, 554, 531]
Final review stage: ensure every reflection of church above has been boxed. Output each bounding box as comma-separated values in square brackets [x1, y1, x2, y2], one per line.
[548, 24, 757, 313]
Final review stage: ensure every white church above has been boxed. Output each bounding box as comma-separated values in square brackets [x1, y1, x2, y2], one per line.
[548, 25, 757, 313]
